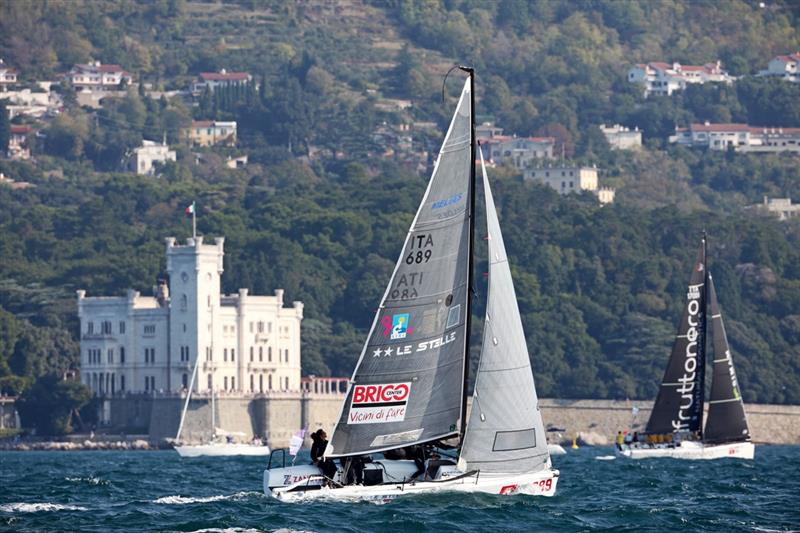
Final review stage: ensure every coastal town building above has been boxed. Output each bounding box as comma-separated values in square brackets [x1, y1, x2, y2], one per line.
[77, 236, 304, 400]
[128, 140, 177, 175]
[192, 69, 252, 95]
[669, 123, 800, 153]
[66, 61, 133, 91]
[2, 85, 60, 119]
[627, 61, 733, 97]
[524, 164, 615, 204]
[182, 120, 237, 147]
[476, 123, 554, 169]
[8, 125, 32, 160]
[756, 52, 799, 83]
[748, 197, 800, 221]
[0, 59, 18, 91]
[599, 124, 642, 150]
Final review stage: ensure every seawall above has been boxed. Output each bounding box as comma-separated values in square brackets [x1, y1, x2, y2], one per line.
[65, 396, 800, 447]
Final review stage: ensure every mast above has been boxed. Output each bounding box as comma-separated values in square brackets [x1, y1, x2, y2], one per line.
[458, 66, 476, 445]
[176, 350, 201, 441]
[699, 231, 708, 440]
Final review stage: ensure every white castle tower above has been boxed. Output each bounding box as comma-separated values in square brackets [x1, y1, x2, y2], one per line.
[78, 236, 303, 405]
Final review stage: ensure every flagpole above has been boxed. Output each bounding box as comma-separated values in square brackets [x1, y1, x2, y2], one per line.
[192, 201, 196, 239]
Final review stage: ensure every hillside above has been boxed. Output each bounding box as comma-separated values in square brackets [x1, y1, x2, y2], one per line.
[0, 0, 799, 404]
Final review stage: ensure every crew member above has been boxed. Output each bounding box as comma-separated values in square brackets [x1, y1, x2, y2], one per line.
[616, 431, 624, 450]
[310, 429, 337, 481]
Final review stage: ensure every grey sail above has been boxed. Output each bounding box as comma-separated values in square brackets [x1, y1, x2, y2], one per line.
[326, 79, 473, 458]
[458, 151, 549, 474]
[703, 275, 750, 444]
[645, 238, 707, 435]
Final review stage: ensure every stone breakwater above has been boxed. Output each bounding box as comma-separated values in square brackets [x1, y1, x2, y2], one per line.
[0, 439, 155, 451]
[539, 399, 800, 445]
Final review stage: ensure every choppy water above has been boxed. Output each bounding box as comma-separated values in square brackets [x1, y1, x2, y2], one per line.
[1, 446, 798, 532]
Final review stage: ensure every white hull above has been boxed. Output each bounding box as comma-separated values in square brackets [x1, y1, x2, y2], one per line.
[174, 443, 271, 457]
[617, 440, 754, 460]
[265, 465, 559, 503]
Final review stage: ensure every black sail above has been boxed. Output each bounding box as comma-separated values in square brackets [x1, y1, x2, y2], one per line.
[645, 238, 707, 435]
[325, 79, 473, 458]
[703, 275, 750, 444]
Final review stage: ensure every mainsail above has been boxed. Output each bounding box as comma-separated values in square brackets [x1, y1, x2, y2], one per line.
[326, 79, 473, 458]
[458, 151, 549, 474]
[703, 275, 750, 444]
[645, 238, 707, 435]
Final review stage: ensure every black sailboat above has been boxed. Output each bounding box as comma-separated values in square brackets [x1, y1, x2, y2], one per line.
[621, 235, 753, 459]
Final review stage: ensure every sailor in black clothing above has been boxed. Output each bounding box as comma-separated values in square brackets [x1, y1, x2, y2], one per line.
[310, 429, 337, 481]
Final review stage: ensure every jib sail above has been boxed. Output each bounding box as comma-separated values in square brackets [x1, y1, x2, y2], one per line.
[645, 237, 707, 435]
[703, 275, 750, 444]
[458, 151, 550, 474]
[326, 78, 473, 458]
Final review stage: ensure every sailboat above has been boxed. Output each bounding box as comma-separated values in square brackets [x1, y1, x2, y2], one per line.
[262, 69, 559, 501]
[173, 343, 270, 457]
[618, 235, 754, 460]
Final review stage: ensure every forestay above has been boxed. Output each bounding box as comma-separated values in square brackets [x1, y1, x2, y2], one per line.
[326, 79, 473, 458]
[457, 151, 549, 474]
[646, 239, 707, 435]
[704, 275, 750, 444]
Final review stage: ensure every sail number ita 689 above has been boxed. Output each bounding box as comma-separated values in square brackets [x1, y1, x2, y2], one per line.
[347, 382, 411, 425]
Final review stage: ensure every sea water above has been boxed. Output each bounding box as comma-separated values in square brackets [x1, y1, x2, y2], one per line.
[1, 446, 798, 532]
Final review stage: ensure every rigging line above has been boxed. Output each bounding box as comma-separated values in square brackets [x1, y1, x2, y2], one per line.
[708, 398, 741, 404]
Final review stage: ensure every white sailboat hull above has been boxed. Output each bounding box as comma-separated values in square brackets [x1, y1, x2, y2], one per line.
[175, 443, 271, 457]
[547, 444, 567, 455]
[617, 440, 754, 460]
[264, 464, 559, 503]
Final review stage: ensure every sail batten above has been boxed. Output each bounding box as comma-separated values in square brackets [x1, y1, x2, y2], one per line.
[325, 79, 474, 458]
[645, 239, 707, 436]
[458, 150, 549, 474]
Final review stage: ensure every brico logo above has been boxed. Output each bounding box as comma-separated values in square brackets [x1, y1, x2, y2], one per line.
[352, 383, 411, 407]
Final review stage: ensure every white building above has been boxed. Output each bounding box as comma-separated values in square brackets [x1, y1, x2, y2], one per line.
[66, 61, 133, 91]
[8, 125, 32, 160]
[599, 124, 642, 150]
[192, 69, 252, 95]
[129, 140, 177, 175]
[756, 53, 800, 83]
[77, 236, 304, 398]
[627, 61, 733, 97]
[669, 123, 800, 153]
[524, 164, 615, 204]
[0, 59, 18, 91]
[748, 197, 800, 221]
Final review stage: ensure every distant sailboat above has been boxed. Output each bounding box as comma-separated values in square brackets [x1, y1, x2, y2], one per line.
[263, 69, 559, 501]
[173, 348, 270, 458]
[618, 235, 754, 460]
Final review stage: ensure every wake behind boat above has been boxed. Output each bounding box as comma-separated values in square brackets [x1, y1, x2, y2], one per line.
[263, 69, 558, 501]
[617, 235, 753, 460]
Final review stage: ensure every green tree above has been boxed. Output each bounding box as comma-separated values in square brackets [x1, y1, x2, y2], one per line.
[16, 375, 91, 435]
[0, 99, 9, 155]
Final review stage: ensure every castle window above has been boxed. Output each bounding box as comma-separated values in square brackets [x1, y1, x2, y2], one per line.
[180, 294, 187, 311]
[182, 373, 188, 389]
[257, 321, 264, 333]
[231, 377, 236, 390]
[208, 374, 212, 390]
[144, 325, 155, 336]
[231, 349, 235, 362]
[88, 322, 94, 334]
[108, 348, 114, 364]
[119, 321, 126, 334]
[102, 321, 112, 334]
[268, 375, 272, 390]
[120, 347, 125, 364]
[250, 374, 254, 391]
[224, 348, 228, 362]
[259, 347, 263, 362]
[120, 375, 125, 392]
[224, 376, 228, 390]
[268, 347, 273, 362]
[250, 347, 254, 362]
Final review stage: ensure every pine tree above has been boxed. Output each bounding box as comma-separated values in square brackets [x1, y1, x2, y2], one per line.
[0, 99, 9, 155]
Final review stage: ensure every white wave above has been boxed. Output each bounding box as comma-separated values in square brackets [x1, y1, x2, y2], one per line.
[154, 491, 257, 505]
[595, 455, 617, 461]
[189, 529, 263, 533]
[66, 476, 107, 486]
[0, 502, 88, 513]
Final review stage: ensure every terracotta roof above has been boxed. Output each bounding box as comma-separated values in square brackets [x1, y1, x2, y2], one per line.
[649, 62, 672, 71]
[775, 53, 800, 62]
[690, 123, 753, 132]
[191, 120, 215, 128]
[10, 125, 32, 134]
[199, 72, 250, 81]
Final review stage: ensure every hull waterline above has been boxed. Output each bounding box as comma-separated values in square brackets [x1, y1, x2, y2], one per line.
[617, 441, 754, 460]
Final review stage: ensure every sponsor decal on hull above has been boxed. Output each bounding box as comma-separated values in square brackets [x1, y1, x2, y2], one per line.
[348, 382, 411, 424]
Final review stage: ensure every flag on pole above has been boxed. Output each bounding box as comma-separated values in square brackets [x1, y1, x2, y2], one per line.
[185, 201, 195, 215]
[289, 428, 306, 457]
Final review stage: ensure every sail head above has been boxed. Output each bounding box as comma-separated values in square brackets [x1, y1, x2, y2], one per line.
[645, 239, 707, 435]
[457, 152, 550, 474]
[703, 275, 750, 443]
[326, 79, 473, 458]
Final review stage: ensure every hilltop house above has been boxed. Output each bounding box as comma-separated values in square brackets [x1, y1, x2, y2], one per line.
[627, 61, 733, 97]
[182, 120, 237, 147]
[476, 123, 554, 169]
[192, 69, 252, 95]
[748, 197, 800, 221]
[524, 164, 615, 204]
[128, 140, 177, 175]
[0, 59, 18, 91]
[66, 61, 133, 91]
[8, 125, 32, 160]
[756, 52, 800, 83]
[669, 123, 800, 153]
[599, 124, 642, 150]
